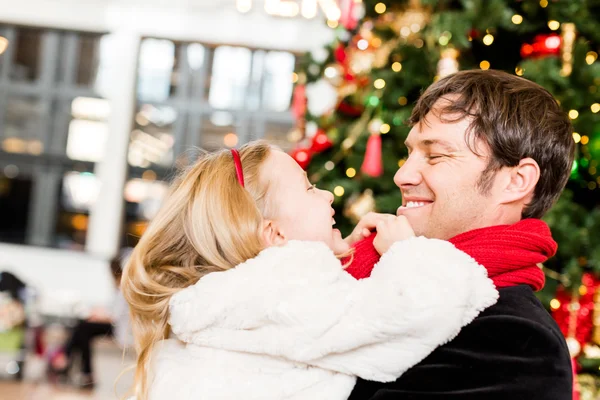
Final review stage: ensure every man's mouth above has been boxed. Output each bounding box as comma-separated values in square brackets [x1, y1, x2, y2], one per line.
[397, 200, 433, 214]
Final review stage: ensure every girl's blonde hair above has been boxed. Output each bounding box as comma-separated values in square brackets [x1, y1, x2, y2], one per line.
[121, 140, 273, 399]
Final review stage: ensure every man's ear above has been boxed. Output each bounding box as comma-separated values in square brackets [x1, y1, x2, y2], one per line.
[261, 219, 287, 247]
[499, 157, 540, 205]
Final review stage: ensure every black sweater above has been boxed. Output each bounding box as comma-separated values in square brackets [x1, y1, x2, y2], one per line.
[348, 285, 572, 400]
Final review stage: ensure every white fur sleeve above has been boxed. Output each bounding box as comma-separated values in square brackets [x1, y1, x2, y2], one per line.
[169, 238, 498, 384]
[277, 237, 498, 382]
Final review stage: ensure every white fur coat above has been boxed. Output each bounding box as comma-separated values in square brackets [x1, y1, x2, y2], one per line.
[148, 237, 498, 400]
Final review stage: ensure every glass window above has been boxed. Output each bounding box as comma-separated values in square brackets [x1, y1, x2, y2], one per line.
[66, 97, 110, 162]
[208, 46, 252, 109]
[137, 39, 176, 103]
[12, 28, 42, 82]
[262, 51, 295, 111]
[128, 104, 177, 168]
[0, 173, 31, 244]
[0, 24, 109, 249]
[3, 97, 46, 153]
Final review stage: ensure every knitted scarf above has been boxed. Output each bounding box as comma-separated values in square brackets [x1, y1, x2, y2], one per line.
[344, 219, 556, 291]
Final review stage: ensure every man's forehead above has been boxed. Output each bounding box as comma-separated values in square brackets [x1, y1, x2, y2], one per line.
[405, 121, 463, 148]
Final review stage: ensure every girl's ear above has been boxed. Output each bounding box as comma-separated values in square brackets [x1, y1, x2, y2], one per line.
[261, 219, 287, 247]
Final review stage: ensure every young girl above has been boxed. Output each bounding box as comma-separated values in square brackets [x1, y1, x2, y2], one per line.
[121, 141, 498, 400]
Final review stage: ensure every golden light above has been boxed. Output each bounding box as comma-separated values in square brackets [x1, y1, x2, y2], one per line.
[573, 132, 581, 143]
[0, 36, 8, 55]
[374, 79, 386, 89]
[480, 60, 490, 70]
[548, 20, 560, 31]
[142, 170, 157, 181]
[568, 109, 579, 119]
[292, 72, 298, 83]
[591, 103, 600, 113]
[224, 133, 239, 147]
[398, 159, 406, 168]
[515, 67, 524, 76]
[587, 51, 598, 65]
[483, 34, 494, 46]
[589, 166, 597, 175]
[131, 222, 148, 237]
[512, 14, 523, 25]
[589, 182, 597, 190]
[346, 168, 356, 178]
[71, 214, 89, 231]
[392, 62, 402, 72]
[2, 138, 26, 153]
[398, 96, 408, 106]
[334, 186, 345, 196]
[540, 0, 548, 7]
[374, 2, 386, 14]
[581, 135, 590, 145]
[371, 37, 382, 48]
[580, 285, 589, 296]
[550, 298, 561, 310]
[327, 20, 338, 28]
[380, 123, 391, 134]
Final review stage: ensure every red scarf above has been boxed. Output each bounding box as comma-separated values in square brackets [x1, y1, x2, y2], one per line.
[344, 219, 557, 291]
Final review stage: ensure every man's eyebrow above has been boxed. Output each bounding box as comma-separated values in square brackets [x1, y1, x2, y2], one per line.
[419, 139, 458, 152]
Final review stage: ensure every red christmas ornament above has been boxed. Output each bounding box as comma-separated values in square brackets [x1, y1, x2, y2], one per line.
[310, 130, 333, 153]
[291, 84, 307, 121]
[335, 44, 347, 64]
[338, 0, 359, 30]
[520, 34, 561, 59]
[361, 133, 383, 177]
[290, 147, 312, 170]
[572, 358, 580, 400]
[552, 272, 600, 350]
[337, 100, 364, 117]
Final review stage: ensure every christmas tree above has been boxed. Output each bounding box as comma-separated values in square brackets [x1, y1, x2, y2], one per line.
[292, 0, 600, 396]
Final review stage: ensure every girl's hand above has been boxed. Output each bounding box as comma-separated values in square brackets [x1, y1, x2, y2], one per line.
[373, 215, 415, 255]
[344, 212, 397, 245]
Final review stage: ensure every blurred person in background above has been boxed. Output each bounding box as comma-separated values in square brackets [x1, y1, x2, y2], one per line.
[50, 255, 132, 389]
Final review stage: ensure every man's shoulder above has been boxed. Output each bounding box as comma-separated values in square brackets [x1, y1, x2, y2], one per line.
[456, 284, 568, 357]
[476, 285, 565, 340]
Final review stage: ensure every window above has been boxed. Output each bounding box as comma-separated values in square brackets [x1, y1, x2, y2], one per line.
[0, 24, 110, 249]
[124, 38, 298, 246]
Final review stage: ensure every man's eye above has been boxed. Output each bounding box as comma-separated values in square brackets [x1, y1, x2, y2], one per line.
[427, 155, 444, 160]
[308, 184, 317, 191]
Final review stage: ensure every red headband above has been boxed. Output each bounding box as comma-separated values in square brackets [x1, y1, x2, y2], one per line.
[230, 149, 245, 187]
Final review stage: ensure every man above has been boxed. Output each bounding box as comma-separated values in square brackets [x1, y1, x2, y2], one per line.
[348, 70, 574, 399]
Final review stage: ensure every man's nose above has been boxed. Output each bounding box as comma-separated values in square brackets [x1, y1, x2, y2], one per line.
[393, 155, 422, 189]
